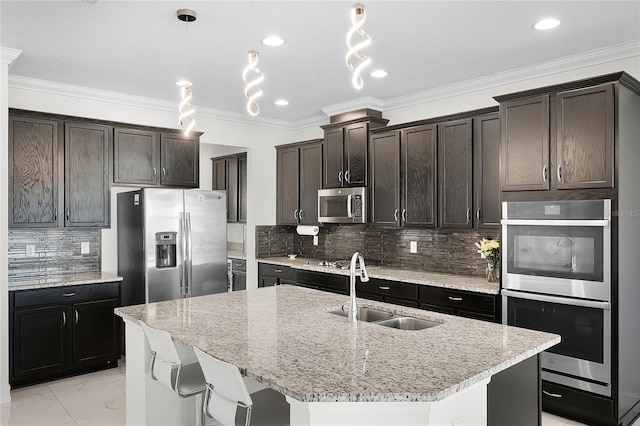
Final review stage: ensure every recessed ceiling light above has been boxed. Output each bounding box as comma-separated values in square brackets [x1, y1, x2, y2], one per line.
[275, 99, 289, 106]
[370, 69, 388, 78]
[534, 18, 560, 30]
[262, 36, 285, 47]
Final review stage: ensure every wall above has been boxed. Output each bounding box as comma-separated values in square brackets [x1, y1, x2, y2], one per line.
[256, 225, 499, 277]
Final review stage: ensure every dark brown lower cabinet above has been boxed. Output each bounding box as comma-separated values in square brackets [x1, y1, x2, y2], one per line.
[420, 285, 499, 322]
[9, 282, 121, 388]
[258, 263, 296, 287]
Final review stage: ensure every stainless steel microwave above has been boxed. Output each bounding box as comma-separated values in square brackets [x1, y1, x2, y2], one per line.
[318, 187, 367, 223]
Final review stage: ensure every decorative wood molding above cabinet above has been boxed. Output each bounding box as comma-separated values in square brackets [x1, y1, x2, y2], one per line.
[211, 153, 247, 223]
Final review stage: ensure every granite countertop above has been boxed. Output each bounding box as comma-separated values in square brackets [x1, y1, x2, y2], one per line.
[115, 285, 559, 403]
[258, 257, 499, 295]
[8, 271, 123, 291]
[227, 250, 246, 260]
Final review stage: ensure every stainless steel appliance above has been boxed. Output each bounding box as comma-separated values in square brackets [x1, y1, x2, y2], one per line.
[318, 187, 367, 223]
[118, 188, 228, 305]
[501, 199, 612, 396]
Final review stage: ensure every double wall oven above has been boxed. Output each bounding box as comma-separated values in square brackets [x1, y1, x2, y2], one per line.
[501, 199, 612, 397]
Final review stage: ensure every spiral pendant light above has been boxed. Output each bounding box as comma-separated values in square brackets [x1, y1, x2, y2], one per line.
[176, 9, 196, 136]
[345, 3, 371, 90]
[243, 49, 264, 116]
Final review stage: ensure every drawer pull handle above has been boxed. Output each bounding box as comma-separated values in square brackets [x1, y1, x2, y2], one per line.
[62, 312, 66, 325]
[379, 286, 390, 290]
[274, 269, 282, 273]
[448, 296, 463, 302]
[543, 390, 562, 398]
[63, 292, 75, 297]
[75, 310, 79, 324]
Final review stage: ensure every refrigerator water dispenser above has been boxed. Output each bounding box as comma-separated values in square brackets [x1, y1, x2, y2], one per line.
[155, 232, 177, 268]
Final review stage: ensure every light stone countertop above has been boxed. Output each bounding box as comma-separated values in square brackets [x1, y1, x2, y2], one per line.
[8, 271, 123, 291]
[258, 257, 499, 295]
[227, 250, 246, 260]
[115, 285, 559, 403]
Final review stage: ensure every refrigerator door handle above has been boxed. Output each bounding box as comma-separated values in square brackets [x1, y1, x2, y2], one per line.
[185, 212, 193, 296]
[179, 212, 186, 296]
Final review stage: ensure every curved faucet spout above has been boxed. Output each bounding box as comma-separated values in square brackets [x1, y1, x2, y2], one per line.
[348, 252, 369, 324]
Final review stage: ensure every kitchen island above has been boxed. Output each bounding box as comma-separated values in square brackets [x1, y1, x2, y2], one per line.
[115, 285, 559, 425]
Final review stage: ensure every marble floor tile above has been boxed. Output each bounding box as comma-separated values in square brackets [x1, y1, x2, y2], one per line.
[47, 368, 125, 397]
[5, 382, 55, 405]
[0, 394, 75, 426]
[75, 407, 126, 426]
[54, 379, 125, 421]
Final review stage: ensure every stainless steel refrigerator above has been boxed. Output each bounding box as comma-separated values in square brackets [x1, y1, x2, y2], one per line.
[117, 188, 227, 305]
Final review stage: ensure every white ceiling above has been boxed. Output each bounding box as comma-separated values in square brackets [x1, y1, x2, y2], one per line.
[2, 1, 639, 129]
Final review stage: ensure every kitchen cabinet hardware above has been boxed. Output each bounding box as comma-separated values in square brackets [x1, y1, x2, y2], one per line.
[162, 167, 166, 176]
[393, 209, 399, 222]
[379, 286, 390, 290]
[62, 311, 66, 325]
[344, 170, 350, 183]
[274, 269, 282, 273]
[338, 170, 343, 183]
[557, 165, 563, 182]
[153, 167, 157, 177]
[466, 209, 471, 224]
[299, 210, 304, 220]
[448, 296, 463, 302]
[543, 390, 563, 398]
[402, 209, 407, 222]
[294, 209, 299, 220]
[62, 292, 75, 297]
[476, 209, 481, 221]
[543, 165, 548, 183]
[54, 208, 57, 221]
[75, 310, 79, 324]
[65, 208, 70, 220]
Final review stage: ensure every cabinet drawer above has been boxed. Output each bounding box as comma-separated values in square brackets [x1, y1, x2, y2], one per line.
[421, 286, 495, 314]
[258, 263, 296, 281]
[13, 282, 120, 309]
[357, 278, 418, 302]
[542, 381, 614, 424]
[296, 271, 348, 293]
[231, 259, 246, 272]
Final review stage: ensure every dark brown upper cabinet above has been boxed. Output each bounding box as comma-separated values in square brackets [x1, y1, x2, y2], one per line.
[64, 122, 111, 228]
[473, 112, 501, 228]
[439, 118, 473, 228]
[276, 139, 323, 225]
[500, 95, 550, 191]
[369, 125, 437, 227]
[211, 153, 247, 223]
[8, 115, 60, 228]
[113, 128, 200, 188]
[497, 79, 617, 192]
[159, 133, 199, 187]
[321, 111, 388, 188]
[113, 128, 158, 186]
[555, 84, 614, 189]
[9, 112, 111, 229]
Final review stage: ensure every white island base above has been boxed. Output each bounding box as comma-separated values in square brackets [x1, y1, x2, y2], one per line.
[286, 379, 490, 426]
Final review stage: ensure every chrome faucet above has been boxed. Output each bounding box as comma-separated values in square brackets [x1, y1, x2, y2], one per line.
[348, 252, 370, 324]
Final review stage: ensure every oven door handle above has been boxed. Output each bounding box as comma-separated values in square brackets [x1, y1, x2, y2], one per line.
[502, 289, 611, 310]
[501, 219, 609, 227]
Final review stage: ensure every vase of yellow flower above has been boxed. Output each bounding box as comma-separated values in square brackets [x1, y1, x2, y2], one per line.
[475, 238, 500, 283]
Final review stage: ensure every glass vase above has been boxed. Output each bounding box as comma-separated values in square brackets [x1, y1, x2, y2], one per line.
[486, 259, 499, 283]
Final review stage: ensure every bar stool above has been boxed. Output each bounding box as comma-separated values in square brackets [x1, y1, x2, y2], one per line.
[140, 322, 207, 425]
[193, 347, 290, 426]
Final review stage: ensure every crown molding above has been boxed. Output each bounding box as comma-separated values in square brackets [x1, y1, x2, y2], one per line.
[1, 47, 22, 67]
[7, 40, 638, 131]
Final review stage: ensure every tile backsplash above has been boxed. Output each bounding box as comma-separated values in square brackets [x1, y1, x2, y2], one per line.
[8, 229, 101, 284]
[256, 225, 500, 277]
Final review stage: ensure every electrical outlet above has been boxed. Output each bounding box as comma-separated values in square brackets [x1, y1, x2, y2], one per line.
[313, 235, 319, 246]
[26, 245, 36, 257]
[81, 241, 90, 254]
[410, 241, 418, 254]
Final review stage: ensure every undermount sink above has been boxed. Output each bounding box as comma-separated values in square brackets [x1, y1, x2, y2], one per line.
[328, 306, 394, 322]
[327, 306, 440, 330]
[376, 317, 440, 330]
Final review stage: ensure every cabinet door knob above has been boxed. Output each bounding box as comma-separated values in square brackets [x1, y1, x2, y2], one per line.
[344, 170, 350, 183]
[393, 209, 399, 222]
[557, 165, 563, 182]
[338, 170, 343, 183]
[542, 165, 548, 183]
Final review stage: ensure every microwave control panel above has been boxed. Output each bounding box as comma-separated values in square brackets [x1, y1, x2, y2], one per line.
[353, 195, 362, 217]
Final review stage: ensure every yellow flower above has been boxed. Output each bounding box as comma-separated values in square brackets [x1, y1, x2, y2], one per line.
[475, 238, 500, 259]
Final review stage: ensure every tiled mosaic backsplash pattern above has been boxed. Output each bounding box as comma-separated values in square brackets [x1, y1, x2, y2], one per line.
[256, 225, 500, 277]
[8, 229, 101, 284]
